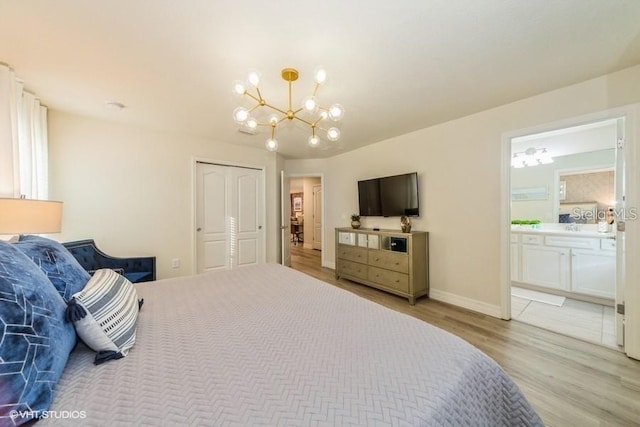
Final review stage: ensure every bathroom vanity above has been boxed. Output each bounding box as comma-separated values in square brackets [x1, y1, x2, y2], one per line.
[511, 225, 615, 300]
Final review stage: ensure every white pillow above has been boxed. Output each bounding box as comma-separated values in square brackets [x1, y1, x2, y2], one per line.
[66, 268, 143, 364]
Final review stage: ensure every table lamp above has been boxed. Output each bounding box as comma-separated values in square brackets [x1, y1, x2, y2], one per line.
[0, 198, 63, 236]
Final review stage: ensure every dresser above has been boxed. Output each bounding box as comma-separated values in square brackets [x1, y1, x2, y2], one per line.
[335, 228, 429, 304]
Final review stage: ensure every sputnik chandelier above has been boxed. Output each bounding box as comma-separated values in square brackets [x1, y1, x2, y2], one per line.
[232, 67, 344, 152]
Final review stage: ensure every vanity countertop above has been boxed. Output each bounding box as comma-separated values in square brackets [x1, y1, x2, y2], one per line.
[511, 225, 615, 239]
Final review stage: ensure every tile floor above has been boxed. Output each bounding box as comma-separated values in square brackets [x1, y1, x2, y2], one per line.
[511, 290, 618, 349]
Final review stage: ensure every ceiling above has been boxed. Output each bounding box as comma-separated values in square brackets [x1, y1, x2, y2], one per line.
[1, 1, 639, 159]
[512, 119, 618, 158]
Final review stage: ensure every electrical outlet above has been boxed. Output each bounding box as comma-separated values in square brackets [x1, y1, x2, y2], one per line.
[171, 258, 180, 269]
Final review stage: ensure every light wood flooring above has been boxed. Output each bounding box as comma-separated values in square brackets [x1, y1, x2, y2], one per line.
[290, 245, 640, 427]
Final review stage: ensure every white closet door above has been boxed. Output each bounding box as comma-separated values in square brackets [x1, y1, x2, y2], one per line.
[196, 163, 264, 273]
[197, 164, 229, 272]
[232, 167, 263, 267]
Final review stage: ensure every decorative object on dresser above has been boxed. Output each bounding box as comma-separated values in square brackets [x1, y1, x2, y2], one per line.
[350, 214, 361, 229]
[63, 239, 156, 283]
[400, 215, 411, 233]
[335, 227, 428, 304]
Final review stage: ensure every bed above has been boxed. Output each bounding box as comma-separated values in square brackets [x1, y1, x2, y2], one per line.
[1, 236, 541, 425]
[38, 263, 542, 426]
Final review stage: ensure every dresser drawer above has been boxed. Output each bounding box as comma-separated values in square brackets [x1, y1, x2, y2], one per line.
[337, 259, 368, 281]
[337, 245, 368, 263]
[368, 250, 409, 273]
[368, 266, 409, 293]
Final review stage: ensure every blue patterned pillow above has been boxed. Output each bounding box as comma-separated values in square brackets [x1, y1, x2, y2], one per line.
[14, 235, 90, 302]
[0, 241, 77, 425]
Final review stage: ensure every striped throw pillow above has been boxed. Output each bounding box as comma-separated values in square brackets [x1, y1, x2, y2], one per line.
[66, 269, 143, 365]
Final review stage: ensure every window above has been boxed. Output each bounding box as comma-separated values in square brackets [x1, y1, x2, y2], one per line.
[0, 64, 49, 199]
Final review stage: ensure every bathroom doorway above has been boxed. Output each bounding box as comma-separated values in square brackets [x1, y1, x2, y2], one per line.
[506, 116, 626, 350]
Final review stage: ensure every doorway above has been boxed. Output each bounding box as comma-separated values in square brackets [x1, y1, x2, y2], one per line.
[506, 117, 626, 350]
[281, 173, 324, 271]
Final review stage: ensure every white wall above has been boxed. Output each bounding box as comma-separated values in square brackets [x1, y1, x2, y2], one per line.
[48, 111, 280, 279]
[285, 64, 640, 319]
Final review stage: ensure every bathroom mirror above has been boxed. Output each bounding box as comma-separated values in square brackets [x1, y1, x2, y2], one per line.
[556, 167, 614, 224]
[510, 119, 618, 224]
[511, 149, 615, 223]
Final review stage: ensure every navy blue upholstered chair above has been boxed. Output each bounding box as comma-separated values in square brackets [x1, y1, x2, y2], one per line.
[63, 239, 156, 283]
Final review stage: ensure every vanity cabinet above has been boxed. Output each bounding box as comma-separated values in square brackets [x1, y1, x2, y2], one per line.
[521, 245, 570, 290]
[571, 248, 615, 299]
[335, 228, 428, 304]
[510, 234, 520, 281]
[514, 232, 615, 299]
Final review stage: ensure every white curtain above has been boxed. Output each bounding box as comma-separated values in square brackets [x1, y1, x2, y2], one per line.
[0, 63, 48, 199]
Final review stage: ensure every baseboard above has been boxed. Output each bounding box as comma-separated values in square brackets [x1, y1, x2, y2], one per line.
[325, 260, 500, 317]
[429, 289, 502, 318]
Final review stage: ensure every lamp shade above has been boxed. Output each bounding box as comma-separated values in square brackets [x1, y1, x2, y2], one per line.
[0, 198, 63, 234]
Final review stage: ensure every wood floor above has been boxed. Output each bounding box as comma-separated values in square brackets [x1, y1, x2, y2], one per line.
[290, 245, 640, 427]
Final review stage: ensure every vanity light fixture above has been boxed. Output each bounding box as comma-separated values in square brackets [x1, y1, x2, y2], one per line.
[232, 67, 344, 152]
[512, 147, 553, 168]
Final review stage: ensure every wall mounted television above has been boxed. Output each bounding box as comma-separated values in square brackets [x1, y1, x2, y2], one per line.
[358, 172, 419, 217]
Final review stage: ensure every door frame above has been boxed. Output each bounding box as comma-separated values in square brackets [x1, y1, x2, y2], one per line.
[312, 183, 323, 250]
[500, 105, 639, 359]
[280, 172, 326, 267]
[281, 171, 291, 267]
[191, 157, 267, 274]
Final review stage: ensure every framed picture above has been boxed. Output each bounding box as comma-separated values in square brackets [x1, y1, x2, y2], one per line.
[292, 193, 303, 212]
[511, 186, 548, 201]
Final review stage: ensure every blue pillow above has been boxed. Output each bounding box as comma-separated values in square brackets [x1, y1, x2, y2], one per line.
[14, 235, 90, 302]
[0, 241, 77, 425]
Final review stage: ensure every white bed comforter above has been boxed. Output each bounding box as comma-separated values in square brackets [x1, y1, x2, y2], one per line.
[45, 264, 542, 426]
